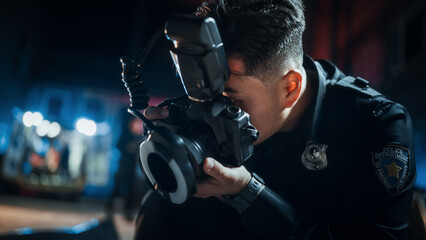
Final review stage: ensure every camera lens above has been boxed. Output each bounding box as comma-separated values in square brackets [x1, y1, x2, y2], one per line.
[147, 153, 177, 193]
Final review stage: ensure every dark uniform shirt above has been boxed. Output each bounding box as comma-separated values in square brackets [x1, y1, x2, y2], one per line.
[135, 56, 416, 240]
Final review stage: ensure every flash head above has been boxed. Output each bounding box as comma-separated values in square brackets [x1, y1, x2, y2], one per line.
[165, 15, 229, 102]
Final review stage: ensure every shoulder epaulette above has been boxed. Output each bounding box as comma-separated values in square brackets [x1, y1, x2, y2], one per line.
[334, 76, 382, 98]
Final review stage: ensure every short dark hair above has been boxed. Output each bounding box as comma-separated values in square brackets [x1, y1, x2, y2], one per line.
[196, 0, 305, 79]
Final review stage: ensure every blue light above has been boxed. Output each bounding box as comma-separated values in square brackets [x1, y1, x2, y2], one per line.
[69, 218, 100, 234]
[414, 131, 426, 189]
[22, 162, 32, 175]
[16, 227, 33, 235]
[0, 122, 9, 154]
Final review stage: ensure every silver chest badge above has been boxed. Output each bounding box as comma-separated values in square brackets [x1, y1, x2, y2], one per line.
[301, 141, 328, 170]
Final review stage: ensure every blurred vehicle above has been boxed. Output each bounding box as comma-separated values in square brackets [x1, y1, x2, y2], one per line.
[2, 86, 125, 199]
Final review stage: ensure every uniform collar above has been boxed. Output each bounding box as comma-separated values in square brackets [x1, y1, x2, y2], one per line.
[302, 55, 327, 141]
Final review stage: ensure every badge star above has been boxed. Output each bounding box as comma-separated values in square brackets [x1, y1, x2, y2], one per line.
[385, 161, 402, 179]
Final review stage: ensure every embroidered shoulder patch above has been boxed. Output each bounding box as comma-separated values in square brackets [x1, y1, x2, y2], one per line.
[372, 145, 410, 194]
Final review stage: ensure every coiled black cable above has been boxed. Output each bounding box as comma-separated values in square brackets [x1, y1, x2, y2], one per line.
[121, 57, 149, 110]
[120, 28, 164, 129]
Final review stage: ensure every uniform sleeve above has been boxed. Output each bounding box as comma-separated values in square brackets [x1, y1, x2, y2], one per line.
[238, 102, 416, 240]
[240, 186, 297, 238]
[240, 186, 334, 239]
[330, 102, 416, 239]
[240, 183, 335, 239]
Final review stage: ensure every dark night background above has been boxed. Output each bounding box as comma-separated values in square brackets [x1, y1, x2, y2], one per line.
[1, 0, 426, 110]
[1, 0, 425, 111]
[0, 0, 425, 237]
[0, 0, 197, 98]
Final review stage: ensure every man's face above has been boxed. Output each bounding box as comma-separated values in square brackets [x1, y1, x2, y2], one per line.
[224, 57, 285, 144]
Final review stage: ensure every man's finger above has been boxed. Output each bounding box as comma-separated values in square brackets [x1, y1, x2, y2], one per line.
[203, 157, 228, 179]
[144, 106, 169, 120]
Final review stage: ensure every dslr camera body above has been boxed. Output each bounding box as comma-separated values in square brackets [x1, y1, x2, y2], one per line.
[123, 15, 258, 204]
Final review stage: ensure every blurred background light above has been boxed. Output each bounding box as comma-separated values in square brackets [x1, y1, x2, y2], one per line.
[85, 120, 97, 136]
[22, 111, 44, 127]
[22, 111, 34, 127]
[76, 118, 97, 136]
[36, 120, 50, 137]
[32, 112, 43, 126]
[47, 122, 61, 138]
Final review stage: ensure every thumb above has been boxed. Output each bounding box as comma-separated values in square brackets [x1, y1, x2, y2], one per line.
[203, 157, 228, 179]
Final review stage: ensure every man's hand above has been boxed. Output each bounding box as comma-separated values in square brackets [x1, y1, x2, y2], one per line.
[194, 157, 251, 198]
[144, 106, 169, 120]
[144, 106, 252, 198]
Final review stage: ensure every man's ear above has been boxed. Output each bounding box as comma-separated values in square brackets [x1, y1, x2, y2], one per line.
[278, 70, 302, 109]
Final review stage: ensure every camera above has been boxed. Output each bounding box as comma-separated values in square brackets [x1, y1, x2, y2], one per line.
[122, 15, 259, 204]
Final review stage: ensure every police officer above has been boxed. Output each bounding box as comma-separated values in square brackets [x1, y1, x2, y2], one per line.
[136, 0, 416, 239]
